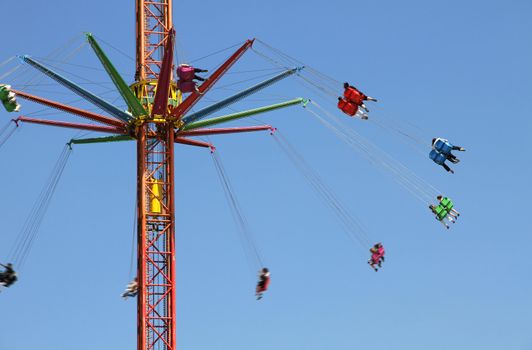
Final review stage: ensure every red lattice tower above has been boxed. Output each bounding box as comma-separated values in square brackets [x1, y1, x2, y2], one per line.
[135, 1, 176, 350]
[9, 2, 297, 350]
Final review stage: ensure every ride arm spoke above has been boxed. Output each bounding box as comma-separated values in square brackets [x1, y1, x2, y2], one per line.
[174, 137, 213, 149]
[181, 98, 306, 131]
[12, 89, 127, 128]
[171, 39, 255, 119]
[177, 125, 272, 137]
[86, 33, 148, 118]
[17, 116, 128, 134]
[151, 29, 175, 117]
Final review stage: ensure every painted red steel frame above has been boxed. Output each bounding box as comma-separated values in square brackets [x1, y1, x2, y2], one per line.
[151, 28, 175, 116]
[167, 127, 176, 350]
[174, 137, 212, 148]
[171, 39, 255, 119]
[136, 2, 177, 350]
[17, 116, 128, 134]
[12, 89, 127, 128]
[135, 0, 173, 82]
[137, 123, 177, 350]
[135, 5, 253, 350]
[177, 125, 272, 137]
[137, 128, 147, 350]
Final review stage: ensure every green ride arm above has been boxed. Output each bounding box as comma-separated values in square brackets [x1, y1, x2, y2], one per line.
[182, 98, 307, 131]
[69, 135, 134, 145]
[86, 33, 147, 118]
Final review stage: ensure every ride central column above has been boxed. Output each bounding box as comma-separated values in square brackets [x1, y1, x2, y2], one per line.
[134, 0, 175, 349]
[137, 120, 176, 350]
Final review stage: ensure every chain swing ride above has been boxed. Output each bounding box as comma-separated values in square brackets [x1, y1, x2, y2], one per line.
[0, 1, 466, 350]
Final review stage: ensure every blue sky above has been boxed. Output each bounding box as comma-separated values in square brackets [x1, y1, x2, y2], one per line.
[1, 0, 531, 349]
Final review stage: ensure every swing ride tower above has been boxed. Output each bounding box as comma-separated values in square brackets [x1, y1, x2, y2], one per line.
[133, 1, 176, 349]
[0, 1, 460, 347]
[6, 0, 306, 348]
[132, 1, 289, 349]
[131, 2, 258, 349]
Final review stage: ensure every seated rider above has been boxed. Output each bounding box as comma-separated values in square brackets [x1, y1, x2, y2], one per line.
[176, 64, 208, 82]
[337, 97, 368, 120]
[0, 263, 17, 288]
[429, 203, 456, 229]
[429, 149, 454, 174]
[176, 64, 209, 93]
[437, 195, 460, 219]
[343, 82, 377, 113]
[121, 277, 139, 299]
[255, 267, 271, 300]
[432, 138, 465, 164]
[368, 243, 385, 271]
[0, 85, 20, 112]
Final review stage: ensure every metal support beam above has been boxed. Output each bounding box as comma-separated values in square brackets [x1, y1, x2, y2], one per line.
[69, 135, 134, 145]
[151, 29, 175, 117]
[182, 98, 306, 131]
[86, 33, 148, 118]
[12, 89, 126, 128]
[175, 137, 213, 148]
[182, 67, 301, 124]
[137, 122, 176, 350]
[17, 116, 128, 134]
[178, 125, 272, 137]
[135, 3, 175, 350]
[21, 55, 133, 122]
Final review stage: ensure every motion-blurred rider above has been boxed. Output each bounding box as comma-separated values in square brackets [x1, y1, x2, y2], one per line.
[255, 267, 271, 300]
[121, 277, 139, 299]
[0, 263, 17, 288]
[368, 243, 385, 272]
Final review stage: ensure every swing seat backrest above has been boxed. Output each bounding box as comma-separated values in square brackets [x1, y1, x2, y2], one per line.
[337, 98, 358, 116]
[434, 204, 449, 220]
[440, 197, 454, 211]
[2, 100, 18, 112]
[177, 81, 196, 94]
[344, 87, 364, 105]
[177, 65, 195, 81]
[0, 85, 11, 101]
[434, 139, 452, 155]
[429, 150, 446, 165]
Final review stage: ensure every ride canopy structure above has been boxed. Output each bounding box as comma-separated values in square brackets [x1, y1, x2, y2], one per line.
[1, 1, 531, 350]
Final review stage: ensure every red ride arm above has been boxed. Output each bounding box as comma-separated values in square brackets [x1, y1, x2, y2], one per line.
[151, 29, 175, 117]
[177, 125, 272, 137]
[17, 116, 128, 134]
[171, 39, 255, 119]
[175, 137, 213, 149]
[12, 89, 127, 128]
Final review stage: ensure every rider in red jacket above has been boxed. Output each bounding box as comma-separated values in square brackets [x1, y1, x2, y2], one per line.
[343, 82, 377, 113]
[337, 97, 368, 119]
[255, 267, 271, 300]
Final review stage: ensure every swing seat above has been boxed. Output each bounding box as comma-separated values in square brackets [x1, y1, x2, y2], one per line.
[176, 65, 195, 81]
[344, 87, 364, 105]
[440, 197, 454, 211]
[433, 204, 449, 220]
[177, 81, 196, 94]
[434, 139, 452, 155]
[429, 150, 446, 165]
[0, 85, 12, 100]
[337, 98, 358, 116]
